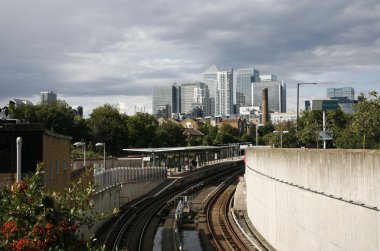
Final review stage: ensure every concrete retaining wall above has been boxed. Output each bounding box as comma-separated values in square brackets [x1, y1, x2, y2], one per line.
[93, 179, 165, 213]
[245, 148, 380, 251]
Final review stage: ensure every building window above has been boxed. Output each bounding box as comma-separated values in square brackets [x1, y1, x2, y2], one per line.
[56, 161, 59, 175]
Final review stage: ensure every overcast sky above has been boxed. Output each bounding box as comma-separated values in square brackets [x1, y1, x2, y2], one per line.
[1, 0, 379, 116]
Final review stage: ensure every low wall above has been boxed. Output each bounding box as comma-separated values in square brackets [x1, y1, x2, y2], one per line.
[245, 148, 380, 251]
[93, 179, 165, 214]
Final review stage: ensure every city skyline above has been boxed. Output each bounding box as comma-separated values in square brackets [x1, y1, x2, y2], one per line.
[0, 1, 379, 116]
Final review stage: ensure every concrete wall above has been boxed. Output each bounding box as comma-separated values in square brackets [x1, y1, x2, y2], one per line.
[245, 148, 380, 251]
[93, 179, 165, 213]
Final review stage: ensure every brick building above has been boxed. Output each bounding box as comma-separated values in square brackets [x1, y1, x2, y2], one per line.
[0, 123, 72, 192]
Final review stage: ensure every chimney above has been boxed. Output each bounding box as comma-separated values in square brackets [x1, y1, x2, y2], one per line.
[262, 88, 269, 124]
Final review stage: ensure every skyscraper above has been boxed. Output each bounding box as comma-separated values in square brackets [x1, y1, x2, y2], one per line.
[327, 87, 355, 100]
[236, 68, 260, 113]
[40, 91, 57, 105]
[252, 81, 286, 113]
[326, 87, 356, 114]
[180, 82, 209, 117]
[152, 84, 180, 118]
[203, 65, 233, 117]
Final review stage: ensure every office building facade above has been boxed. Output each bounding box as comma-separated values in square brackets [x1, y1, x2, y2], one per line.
[180, 82, 209, 117]
[152, 84, 180, 118]
[327, 87, 355, 100]
[326, 87, 356, 114]
[203, 65, 233, 117]
[236, 68, 260, 113]
[40, 91, 57, 105]
[252, 81, 286, 113]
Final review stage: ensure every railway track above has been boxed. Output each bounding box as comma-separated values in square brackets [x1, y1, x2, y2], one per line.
[104, 163, 243, 251]
[205, 174, 269, 251]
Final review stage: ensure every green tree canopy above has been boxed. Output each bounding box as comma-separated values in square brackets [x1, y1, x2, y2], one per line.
[127, 113, 158, 148]
[155, 122, 186, 147]
[88, 104, 128, 155]
[351, 91, 380, 148]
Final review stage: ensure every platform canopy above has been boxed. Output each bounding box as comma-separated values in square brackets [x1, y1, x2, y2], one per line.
[122, 145, 238, 154]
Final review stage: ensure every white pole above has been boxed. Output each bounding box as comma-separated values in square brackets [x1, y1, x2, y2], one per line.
[83, 144, 86, 167]
[256, 125, 258, 147]
[16, 137, 22, 182]
[103, 144, 106, 170]
[323, 110, 326, 149]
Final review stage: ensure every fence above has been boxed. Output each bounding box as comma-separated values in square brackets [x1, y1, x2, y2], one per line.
[93, 167, 167, 193]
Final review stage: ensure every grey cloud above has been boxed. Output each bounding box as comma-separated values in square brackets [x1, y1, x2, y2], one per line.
[0, 0, 379, 110]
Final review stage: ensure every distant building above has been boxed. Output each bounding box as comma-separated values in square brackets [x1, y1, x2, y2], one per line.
[203, 65, 233, 117]
[72, 106, 83, 117]
[239, 106, 261, 116]
[236, 68, 260, 113]
[40, 91, 57, 105]
[270, 112, 297, 124]
[217, 117, 249, 136]
[330, 97, 358, 114]
[260, 74, 278, 82]
[9, 99, 33, 109]
[180, 82, 209, 117]
[326, 87, 357, 114]
[152, 84, 180, 117]
[252, 81, 286, 113]
[327, 87, 355, 100]
[181, 117, 204, 130]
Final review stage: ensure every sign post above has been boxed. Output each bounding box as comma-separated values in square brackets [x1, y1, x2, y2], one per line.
[310, 99, 339, 149]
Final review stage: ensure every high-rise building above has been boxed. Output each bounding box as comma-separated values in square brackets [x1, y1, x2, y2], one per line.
[203, 65, 233, 117]
[260, 74, 278, 82]
[252, 81, 286, 113]
[40, 91, 57, 105]
[326, 87, 356, 114]
[152, 84, 180, 118]
[327, 87, 355, 100]
[236, 68, 260, 113]
[180, 82, 209, 117]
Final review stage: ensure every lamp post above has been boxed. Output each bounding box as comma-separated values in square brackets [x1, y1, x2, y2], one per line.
[297, 83, 317, 130]
[95, 143, 106, 170]
[74, 142, 86, 167]
[273, 130, 289, 148]
[255, 123, 264, 147]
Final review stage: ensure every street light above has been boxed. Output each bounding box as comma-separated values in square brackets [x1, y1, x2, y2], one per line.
[255, 123, 264, 147]
[297, 83, 317, 130]
[73, 142, 86, 167]
[273, 130, 289, 148]
[95, 143, 106, 170]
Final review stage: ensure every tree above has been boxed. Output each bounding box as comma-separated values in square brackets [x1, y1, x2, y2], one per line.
[326, 109, 352, 148]
[0, 164, 105, 250]
[351, 91, 380, 148]
[257, 122, 275, 145]
[262, 121, 297, 148]
[34, 102, 77, 136]
[199, 121, 218, 146]
[213, 132, 237, 145]
[10, 102, 83, 139]
[155, 123, 186, 147]
[335, 126, 362, 149]
[219, 124, 239, 137]
[127, 113, 158, 148]
[88, 104, 128, 155]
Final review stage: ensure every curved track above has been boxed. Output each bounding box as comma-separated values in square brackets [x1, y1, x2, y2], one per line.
[105, 163, 243, 251]
[206, 175, 269, 251]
